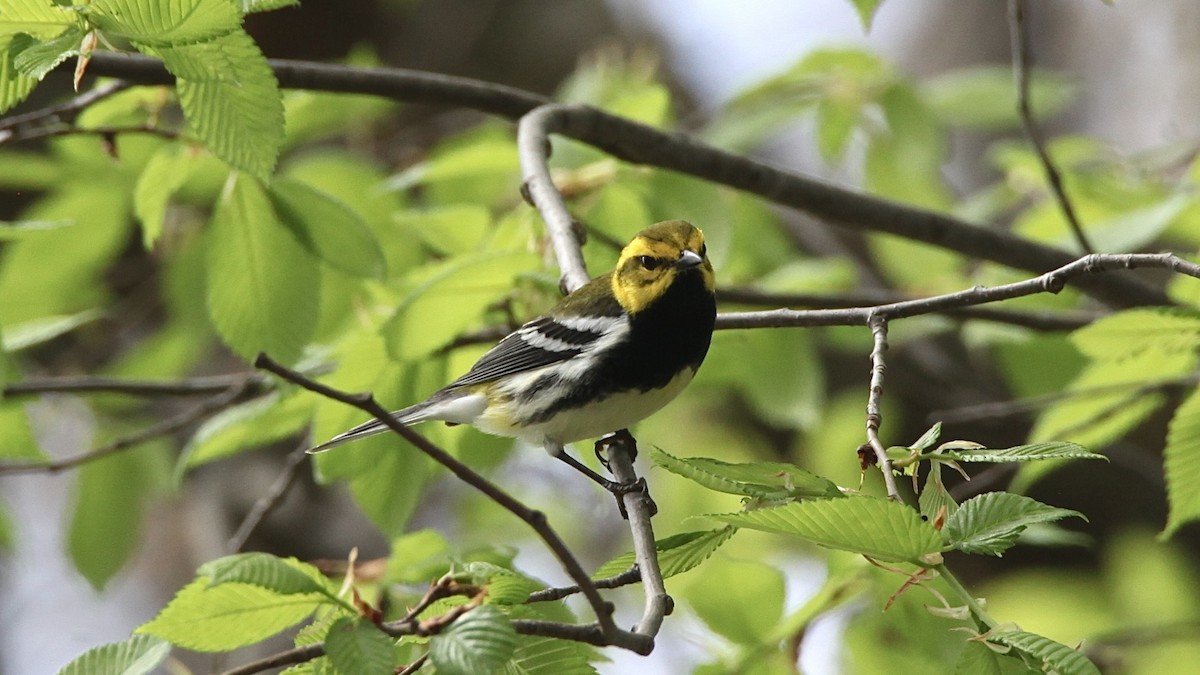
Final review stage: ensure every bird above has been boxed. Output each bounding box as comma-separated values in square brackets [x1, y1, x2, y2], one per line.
[310, 219, 717, 491]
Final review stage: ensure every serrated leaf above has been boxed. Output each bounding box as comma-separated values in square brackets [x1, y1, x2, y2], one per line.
[199, 553, 333, 597]
[1163, 387, 1200, 537]
[2, 309, 102, 351]
[501, 636, 597, 675]
[955, 640, 1039, 675]
[428, 605, 517, 675]
[455, 562, 541, 606]
[324, 617, 394, 675]
[1070, 308, 1200, 361]
[939, 442, 1105, 463]
[87, 0, 241, 47]
[910, 422, 942, 451]
[10, 27, 83, 80]
[0, 39, 38, 114]
[989, 630, 1101, 675]
[651, 448, 842, 500]
[707, 497, 942, 564]
[944, 492, 1084, 556]
[159, 30, 284, 180]
[591, 527, 736, 580]
[0, 0, 75, 36]
[134, 144, 200, 249]
[268, 178, 386, 279]
[179, 391, 312, 471]
[240, 0, 300, 13]
[205, 172, 318, 364]
[136, 577, 324, 651]
[56, 635, 170, 675]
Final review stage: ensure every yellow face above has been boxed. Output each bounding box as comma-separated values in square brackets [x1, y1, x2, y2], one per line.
[611, 220, 716, 314]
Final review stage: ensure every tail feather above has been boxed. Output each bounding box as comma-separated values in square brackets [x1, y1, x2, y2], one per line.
[306, 400, 434, 454]
[307, 390, 489, 454]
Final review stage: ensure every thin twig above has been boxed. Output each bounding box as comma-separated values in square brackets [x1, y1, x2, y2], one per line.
[253, 354, 654, 655]
[1009, 0, 1093, 254]
[397, 653, 429, 675]
[2, 373, 264, 398]
[718, 286, 1099, 331]
[0, 123, 181, 147]
[69, 53, 1167, 308]
[526, 566, 643, 603]
[219, 643, 327, 675]
[226, 442, 311, 553]
[0, 80, 129, 133]
[865, 317, 901, 501]
[0, 383, 251, 475]
[713, 253, 1200, 331]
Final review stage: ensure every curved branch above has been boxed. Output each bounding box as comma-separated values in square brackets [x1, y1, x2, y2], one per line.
[713, 253, 1200, 331]
[518, 106, 589, 291]
[73, 53, 1169, 308]
[864, 317, 901, 501]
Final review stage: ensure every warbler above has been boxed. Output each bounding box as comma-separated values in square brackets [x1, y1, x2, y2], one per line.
[311, 220, 716, 487]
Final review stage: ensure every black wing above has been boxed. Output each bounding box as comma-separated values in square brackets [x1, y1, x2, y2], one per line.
[447, 314, 625, 388]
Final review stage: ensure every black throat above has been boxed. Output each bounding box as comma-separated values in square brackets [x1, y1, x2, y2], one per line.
[610, 270, 716, 390]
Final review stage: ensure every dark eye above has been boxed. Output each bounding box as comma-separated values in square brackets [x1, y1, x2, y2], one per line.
[638, 255, 662, 270]
[699, 243, 707, 257]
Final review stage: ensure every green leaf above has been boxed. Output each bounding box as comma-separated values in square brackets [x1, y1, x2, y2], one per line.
[1164, 387, 1200, 537]
[199, 553, 333, 597]
[0, 399, 42, 461]
[69, 443, 164, 589]
[134, 144, 201, 249]
[428, 605, 517, 675]
[815, 98, 859, 163]
[591, 527, 736, 580]
[56, 635, 171, 675]
[955, 640, 1039, 675]
[938, 442, 1105, 463]
[651, 448, 842, 500]
[0, 0, 76, 37]
[943, 492, 1085, 556]
[0, 501, 12, 551]
[383, 250, 539, 360]
[267, 178, 386, 279]
[159, 30, 284, 180]
[10, 26, 83, 80]
[1070, 308, 1200, 361]
[924, 66, 1076, 131]
[179, 391, 312, 471]
[989, 630, 1101, 675]
[707, 497, 943, 564]
[454, 562, 542, 606]
[136, 577, 324, 651]
[205, 172, 318, 364]
[0, 38, 37, 113]
[910, 422, 942, 451]
[324, 618, 394, 675]
[87, 0, 241, 47]
[849, 0, 883, 31]
[2, 309, 102, 351]
[702, 328, 824, 429]
[919, 463, 957, 520]
[686, 557, 785, 646]
[500, 636, 597, 675]
[240, 0, 300, 13]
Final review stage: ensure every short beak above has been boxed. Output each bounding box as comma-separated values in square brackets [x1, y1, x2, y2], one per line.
[675, 249, 703, 269]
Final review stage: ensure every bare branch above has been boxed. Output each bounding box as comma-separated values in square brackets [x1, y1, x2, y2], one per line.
[518, 105, 590, 291]
[0, 383, 251, 476]
[527, 566, 643, 603]
[864, 317, 901, 501]
[604, 434, 670, 637]
[714, 253, 1200, 331]
[71, 52, 1169, 308]
[0, 123, 181, 147]
[219, 643, 326, 675]
[226, 442, 310, 553]
[1009, 0, 1094, 254]
[2, 373, 264, 398]
[0, 80, 129, 135]
[718, 286, 1100, 331]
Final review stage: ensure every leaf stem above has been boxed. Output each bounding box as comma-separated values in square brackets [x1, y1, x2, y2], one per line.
[935, 563, 998, 632]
